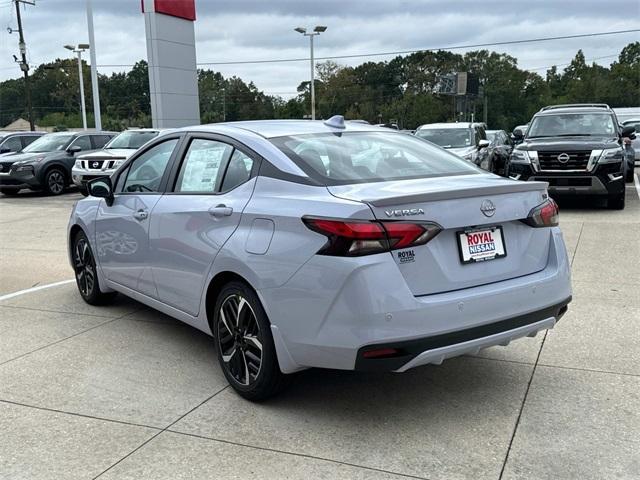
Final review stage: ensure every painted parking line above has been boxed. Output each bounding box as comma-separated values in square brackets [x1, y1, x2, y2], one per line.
[635, 172, 640, 201]
[0, 279, 75, 302]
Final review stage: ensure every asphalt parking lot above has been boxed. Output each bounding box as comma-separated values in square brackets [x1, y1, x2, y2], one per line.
[1, 180, 639, 480]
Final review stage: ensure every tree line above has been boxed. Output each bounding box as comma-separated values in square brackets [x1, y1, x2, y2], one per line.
[0, 42, 638, 132]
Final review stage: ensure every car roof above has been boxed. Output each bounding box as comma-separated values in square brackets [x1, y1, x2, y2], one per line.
[536, 107, 614, 116]
[0, 131, 46, 136]
[123, 128, 162, 132]
[417, 122, 474, 129]
[173, 119, 390, 139]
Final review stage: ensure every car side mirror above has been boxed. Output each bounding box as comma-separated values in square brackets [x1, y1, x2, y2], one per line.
[68, 145, 82, 155]
[0, 147, 10, 154]
[87, 176, 114, 206]
[621, 125, 635, 137]
[478, 139, 490, 149]
[513, 129, 524, 139]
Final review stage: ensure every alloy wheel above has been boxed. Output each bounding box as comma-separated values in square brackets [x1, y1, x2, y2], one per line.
[74, 238, 95, 297]
[217, 294, 263, 386]
[48, 171, 65, 194]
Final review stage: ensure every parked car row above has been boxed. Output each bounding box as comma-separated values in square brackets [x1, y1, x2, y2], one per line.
[413, 103, 637, 210]
[0, 129, 161, 196]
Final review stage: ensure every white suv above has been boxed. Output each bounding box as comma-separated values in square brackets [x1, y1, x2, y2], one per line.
[72, 129, 160, 193]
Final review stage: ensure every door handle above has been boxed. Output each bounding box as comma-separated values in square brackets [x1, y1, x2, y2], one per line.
[133, 209, 148, 221]
[209, 204, 233, 217]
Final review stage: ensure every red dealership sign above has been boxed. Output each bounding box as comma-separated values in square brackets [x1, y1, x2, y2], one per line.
[142, 0, 196, 21]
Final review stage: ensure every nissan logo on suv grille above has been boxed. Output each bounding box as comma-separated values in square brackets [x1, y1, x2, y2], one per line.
[557, 153, 570, 163]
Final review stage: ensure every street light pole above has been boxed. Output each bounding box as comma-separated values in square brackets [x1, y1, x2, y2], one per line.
[77, 50, 87, 130]
[294, 26, 327, 120]
[65, 44, 89, 130]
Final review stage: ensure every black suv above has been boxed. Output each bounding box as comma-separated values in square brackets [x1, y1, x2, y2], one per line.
[507, 104, 634, 210]
[0, 131, 116, 196]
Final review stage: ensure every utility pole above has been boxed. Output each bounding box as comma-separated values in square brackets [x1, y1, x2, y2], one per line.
[222, 87, 226, 122]
[13, 0, 35, 131]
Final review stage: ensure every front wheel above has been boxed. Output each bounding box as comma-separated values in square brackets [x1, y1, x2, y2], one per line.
[73, 231, 117, 305]
[214, 281, 290, 401]
[607, 193, 625, 210]
[44, 168, 66, 195]
[1, 188, 20, 196]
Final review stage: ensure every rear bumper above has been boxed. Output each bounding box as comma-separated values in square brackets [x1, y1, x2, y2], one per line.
[356, 298, 569, 372]
[260, 227, 572, 373]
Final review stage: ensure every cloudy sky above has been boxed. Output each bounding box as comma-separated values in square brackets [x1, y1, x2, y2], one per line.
[1, 0, 639, 97]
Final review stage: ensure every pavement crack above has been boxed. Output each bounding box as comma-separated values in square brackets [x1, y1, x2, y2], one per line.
[165, 429, 431, 480]
[91, 385, 230, 480]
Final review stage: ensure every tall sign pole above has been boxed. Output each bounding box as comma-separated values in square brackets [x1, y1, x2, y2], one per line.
[142, 0, 200, 128]
[86, 0, 102, 130]
[13, 0, 34, 131]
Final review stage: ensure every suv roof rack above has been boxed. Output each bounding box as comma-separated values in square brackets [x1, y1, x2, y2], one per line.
[539, 103, 611, 112]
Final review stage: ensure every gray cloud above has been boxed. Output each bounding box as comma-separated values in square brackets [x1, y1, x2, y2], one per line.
[0, 0, 638, 98]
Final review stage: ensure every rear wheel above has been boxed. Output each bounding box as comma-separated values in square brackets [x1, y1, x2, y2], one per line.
[73, 231, 117, 305]
[44, 168, 66, 195]
[214, 281, 289, 400]
[607, 193, 625, 210]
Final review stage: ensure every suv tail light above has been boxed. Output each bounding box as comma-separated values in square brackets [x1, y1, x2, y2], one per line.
[302, 217, 442, 256]
[522, 198, 559, 228]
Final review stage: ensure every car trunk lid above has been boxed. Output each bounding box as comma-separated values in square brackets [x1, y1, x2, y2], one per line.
[328, 174, 553, 296]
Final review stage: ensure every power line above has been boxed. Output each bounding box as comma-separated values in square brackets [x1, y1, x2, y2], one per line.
[196, 29, 639, 66]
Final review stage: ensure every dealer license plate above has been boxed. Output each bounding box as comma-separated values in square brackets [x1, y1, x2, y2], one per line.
[457, 226, 506, 264]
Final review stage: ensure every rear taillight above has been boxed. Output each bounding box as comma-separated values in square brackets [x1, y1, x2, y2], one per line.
[303, 217, 441, 256]
[523, 198, 559, 228]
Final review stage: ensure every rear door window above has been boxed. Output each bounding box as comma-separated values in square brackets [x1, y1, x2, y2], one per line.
[70, 135, 92, 152]
[220, 149, 254, 192]
[174, 139, 232, 193]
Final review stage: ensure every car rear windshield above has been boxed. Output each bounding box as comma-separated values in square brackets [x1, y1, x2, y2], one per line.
[106, 131, 159, 149]
[270, 131, 479, 185]
[22, 134, 73, 153]
[414, 128, 473, 148]
[528, 113, 617, 138]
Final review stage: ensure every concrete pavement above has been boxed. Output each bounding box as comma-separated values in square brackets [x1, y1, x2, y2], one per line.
[1, 181, 639, 479]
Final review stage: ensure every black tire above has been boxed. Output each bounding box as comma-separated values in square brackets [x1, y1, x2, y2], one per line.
[213, 280, 290, 401]
[79, 184, 89, 197]
[72, 230, 118, 305]
[607, 193, 625, 210]
[625, 167, 634, 183]
[1, 188, 20, 196]
[44, 167, 67, 195]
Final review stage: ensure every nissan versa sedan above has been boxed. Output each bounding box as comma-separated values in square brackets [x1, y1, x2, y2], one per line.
[68, 117, 572, 400]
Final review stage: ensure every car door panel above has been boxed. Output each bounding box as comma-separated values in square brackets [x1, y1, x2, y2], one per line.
[95, 194, 163, 294]
[94, 137, 180, 295]
[149, 140, 258, 316]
